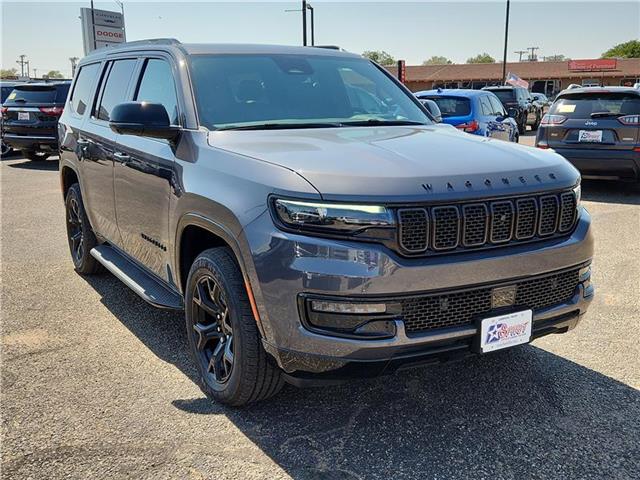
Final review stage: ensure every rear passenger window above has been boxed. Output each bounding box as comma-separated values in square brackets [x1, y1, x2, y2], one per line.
[95, 59, 137, 121]
[479, 96, 493, 116]
[70, 63, 99, 115]
[134, 59, 179, 125]
[488, 96, 506, 116]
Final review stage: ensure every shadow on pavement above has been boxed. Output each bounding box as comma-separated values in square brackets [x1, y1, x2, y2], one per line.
[83, 273, 639, 480]
[5, 158, 59, 171]
[581, 179, 640, 205]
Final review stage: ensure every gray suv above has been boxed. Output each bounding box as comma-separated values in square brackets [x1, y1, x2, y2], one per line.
[59, 40, 594, 406]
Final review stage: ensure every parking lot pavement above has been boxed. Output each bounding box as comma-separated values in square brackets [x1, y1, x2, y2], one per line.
[1, 153, 639, 480]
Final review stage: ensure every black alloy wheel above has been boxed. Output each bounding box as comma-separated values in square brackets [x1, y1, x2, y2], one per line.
[185, 248, 284, 406]
[64, 183, 103, 274]
[191, 274, 235, 384]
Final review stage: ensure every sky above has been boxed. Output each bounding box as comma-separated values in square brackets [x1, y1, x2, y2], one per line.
[1, 0, 639, 78]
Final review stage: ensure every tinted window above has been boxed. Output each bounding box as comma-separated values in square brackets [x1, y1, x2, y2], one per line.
[134, 59, 179, 125]
[70, 64, 100, 115]
[1, 86, 16, 103]
[491, 89, 516, 103]
[550, 93, 640, 118]
[4, 86, 56, 104]
[189, 54, 430, 129]
[488, 95, 506, 116]
[421, 96, 471, 118]
[96, 59, 136, 121]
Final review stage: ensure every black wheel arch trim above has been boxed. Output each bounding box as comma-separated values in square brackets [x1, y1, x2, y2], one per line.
[174, 212, 268, 339]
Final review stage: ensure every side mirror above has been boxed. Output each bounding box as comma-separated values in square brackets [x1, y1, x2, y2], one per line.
[420, 99, 442, 123]
[507, 107, 519, 118]
[109, 102, 180, 140]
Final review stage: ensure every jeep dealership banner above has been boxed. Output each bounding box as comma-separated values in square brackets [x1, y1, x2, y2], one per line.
[81, 8, 126, 55]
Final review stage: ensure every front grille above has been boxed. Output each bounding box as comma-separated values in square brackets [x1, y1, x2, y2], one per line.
[397, 190, 577, 255]
[401, 267, 581, 334]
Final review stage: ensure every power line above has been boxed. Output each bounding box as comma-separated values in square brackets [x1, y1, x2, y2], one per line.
[526, 46, 540, 62]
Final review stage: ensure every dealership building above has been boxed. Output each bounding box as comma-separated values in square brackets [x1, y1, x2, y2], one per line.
[393, 58, 640, 97]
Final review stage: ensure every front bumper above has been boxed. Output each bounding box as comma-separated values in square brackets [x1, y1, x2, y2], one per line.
[551, 147, 640, 181]
[245, 208, 594, 376]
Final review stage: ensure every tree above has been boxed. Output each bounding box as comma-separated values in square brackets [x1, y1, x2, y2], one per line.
[602, 39, 640, 58]
[1, 68, 18, 78]
[466, 53, 496, 64]
[43, 70, 64, 79]
[422, 56, 452, 65]
[362, 50, 396, 66]
[543, 54, 568, 62]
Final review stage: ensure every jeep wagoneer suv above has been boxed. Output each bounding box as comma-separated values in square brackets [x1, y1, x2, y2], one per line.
[59, 40, 594, 406]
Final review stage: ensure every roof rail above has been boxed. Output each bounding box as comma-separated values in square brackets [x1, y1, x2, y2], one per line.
[312, 45, 341, 50]
[115, 38, 181, 47]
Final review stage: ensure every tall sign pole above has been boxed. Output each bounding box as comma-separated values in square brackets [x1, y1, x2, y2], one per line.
[501, 0, 510, 84]
[90, 0, 97, 50]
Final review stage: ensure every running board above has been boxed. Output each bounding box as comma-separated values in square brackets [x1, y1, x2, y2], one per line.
[90, 245, 184, 310]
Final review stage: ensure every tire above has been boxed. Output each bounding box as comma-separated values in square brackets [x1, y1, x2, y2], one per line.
[185, 247, 284, 406]
[23, 149, 50, 161]
[65, 183, 103, 275]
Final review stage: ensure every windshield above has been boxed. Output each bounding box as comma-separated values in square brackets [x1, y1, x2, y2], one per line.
[550, 92, 640, 118]
[420, 96, 471, 118]
[189, 54, 430, 129]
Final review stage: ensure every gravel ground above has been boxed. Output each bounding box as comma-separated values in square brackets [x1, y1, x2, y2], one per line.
[1, 141, 639, 479]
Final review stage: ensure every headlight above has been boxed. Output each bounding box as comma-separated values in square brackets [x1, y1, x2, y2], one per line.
[272, 198, 395, 236]
[573, 183, 581, 207]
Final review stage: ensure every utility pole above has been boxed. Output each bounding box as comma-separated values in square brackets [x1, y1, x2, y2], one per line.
[526, 46, 540, 62]
[25, 60, 30, 78]
[70, 57, 79, 76]
[16, 55, 27, 77]
[302, 0, 307, 46]
[33, 68, 38, 79]
[514, 50, 527, 62]
[501, 0, 510, 84]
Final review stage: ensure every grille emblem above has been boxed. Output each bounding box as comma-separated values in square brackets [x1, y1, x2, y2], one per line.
[439, 298, 449, 311]
[491, 286, 516, 308]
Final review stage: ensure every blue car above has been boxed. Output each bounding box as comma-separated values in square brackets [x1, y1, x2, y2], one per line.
[415, 89, 519, 142]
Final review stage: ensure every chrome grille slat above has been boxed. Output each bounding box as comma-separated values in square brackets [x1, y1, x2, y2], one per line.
[396, 190, 577, 255]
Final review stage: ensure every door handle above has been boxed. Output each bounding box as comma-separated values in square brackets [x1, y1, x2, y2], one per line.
[114, 152, 131, 163]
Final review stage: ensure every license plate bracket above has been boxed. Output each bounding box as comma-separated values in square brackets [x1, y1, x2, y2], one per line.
[476, 310, 532, 353]
[17, 112, 30, 121]
[578, 130, 603, 143]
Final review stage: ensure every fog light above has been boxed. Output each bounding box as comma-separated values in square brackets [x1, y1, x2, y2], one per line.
[578, 265, 591, 281]
[311, 300, 387, 315]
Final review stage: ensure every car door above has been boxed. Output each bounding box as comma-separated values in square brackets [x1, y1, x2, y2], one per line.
[488, 95, 511, 141]
[478, 95, 500, 139]
[79, 58, 138, 245]
[113, 56, 180, 282]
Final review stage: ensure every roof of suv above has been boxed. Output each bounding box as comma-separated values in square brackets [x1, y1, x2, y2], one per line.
[483, 85, 524, 90]
[82, 39, 361, 62]
[415, 88, 490, 98]
[556, 86, 640, 97]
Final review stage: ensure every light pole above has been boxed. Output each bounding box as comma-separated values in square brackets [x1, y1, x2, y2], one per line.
[501, 0, 510, 84]
[285, 2, 315, 46]
[307, 3, 314, 46]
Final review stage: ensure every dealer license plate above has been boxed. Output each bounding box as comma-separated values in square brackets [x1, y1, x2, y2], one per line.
[479, 310, 532, 353]
[17, 112, 30, 121]
[578, 130, 603, 143]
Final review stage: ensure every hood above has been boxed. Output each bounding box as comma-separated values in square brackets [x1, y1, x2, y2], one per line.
[208, 124, 579, 202]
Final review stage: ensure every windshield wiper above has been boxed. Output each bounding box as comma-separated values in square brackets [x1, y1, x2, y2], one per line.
[590, 111, 621, 118]
[216, 122, 344, 131]
[339, 119, 427, 127]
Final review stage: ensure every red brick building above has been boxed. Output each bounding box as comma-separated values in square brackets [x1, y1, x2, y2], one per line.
[390, 58, 640, 97]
